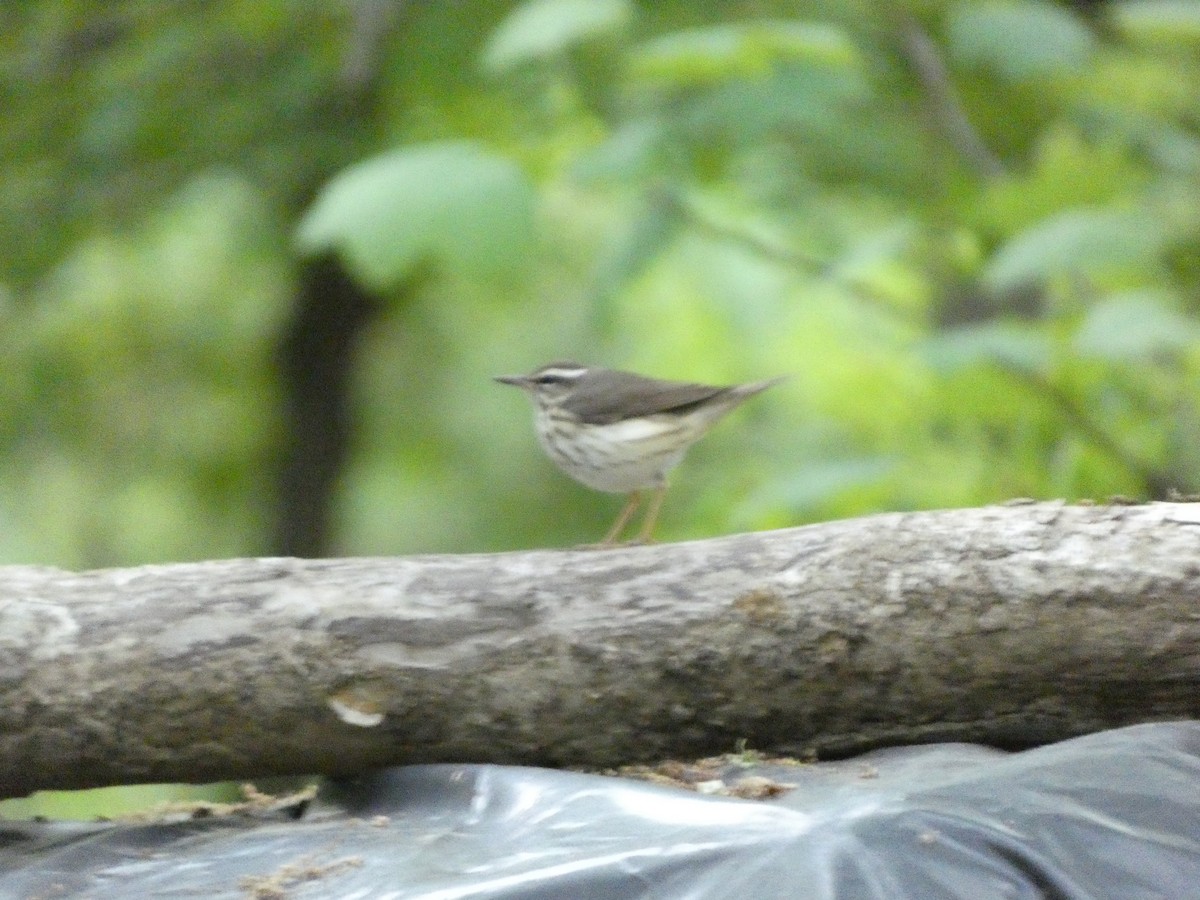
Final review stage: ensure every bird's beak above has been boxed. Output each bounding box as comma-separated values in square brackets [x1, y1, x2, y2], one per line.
[493, 374, 530, 389]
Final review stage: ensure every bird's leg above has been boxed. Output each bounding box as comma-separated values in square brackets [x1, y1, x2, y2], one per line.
[599, 491, 642, 546]
[633, 484, 669, 544]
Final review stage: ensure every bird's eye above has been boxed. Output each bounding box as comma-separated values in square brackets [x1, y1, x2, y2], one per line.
[535, 374, 564, 385]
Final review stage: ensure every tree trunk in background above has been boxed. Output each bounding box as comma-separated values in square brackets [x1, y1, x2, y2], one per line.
[1, 501, 1198, 798]
[273, 0, 405, 556]
[275, 255, 379, 556]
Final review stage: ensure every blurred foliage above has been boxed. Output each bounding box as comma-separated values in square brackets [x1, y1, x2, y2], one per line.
[296, 141, 537, 287]
[0, 0, 1198, 569]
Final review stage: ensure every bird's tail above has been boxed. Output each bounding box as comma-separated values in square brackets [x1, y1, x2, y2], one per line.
[688, 375, 786, 429]
[730, 375, 788, 401]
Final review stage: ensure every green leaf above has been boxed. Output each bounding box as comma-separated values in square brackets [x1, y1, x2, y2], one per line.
[977, 126, 1149, 232]
[572, 120, 667, 183]
[1140, 123, 1200, 175]
[629, 21, 860, 87]
[587, 195, 682, 332]
[948, 1, 1095, 81]
[1112, 1, 1200, 47]
[1074, 292, 1200, 360]
[481, 0, 632, 73]
[983, 208, 1167, 293]
[923, 323, 1051, 373]
[296, 142, 535, 289]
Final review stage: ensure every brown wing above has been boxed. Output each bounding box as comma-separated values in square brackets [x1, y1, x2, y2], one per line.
[568, 368, 730, 425]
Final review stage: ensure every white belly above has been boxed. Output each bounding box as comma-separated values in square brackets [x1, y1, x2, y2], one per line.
[535, 412, 693, 492]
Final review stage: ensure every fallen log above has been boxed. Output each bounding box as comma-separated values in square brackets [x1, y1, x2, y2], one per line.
[1, 501, 1197, 798]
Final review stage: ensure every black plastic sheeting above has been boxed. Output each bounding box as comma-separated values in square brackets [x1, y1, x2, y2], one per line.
[2, 722, 1199, 899]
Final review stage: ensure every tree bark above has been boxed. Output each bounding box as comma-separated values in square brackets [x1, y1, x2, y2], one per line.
[1, 501, 1198, 798]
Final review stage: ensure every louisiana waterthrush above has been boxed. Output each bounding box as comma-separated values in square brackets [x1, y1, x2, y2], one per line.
[495, 362, 783, 545]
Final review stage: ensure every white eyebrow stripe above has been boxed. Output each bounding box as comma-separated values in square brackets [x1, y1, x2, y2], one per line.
[538, 367, 587, 379]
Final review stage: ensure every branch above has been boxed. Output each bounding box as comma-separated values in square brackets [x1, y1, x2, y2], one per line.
[1001, 363, 1176, 498]
[669, 193, 907, 315]
[1, 502, 1198, 797]
[897, 15, 1006, 179]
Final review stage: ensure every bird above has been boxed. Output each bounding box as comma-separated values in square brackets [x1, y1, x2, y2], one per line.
[494, 362, 783, 545]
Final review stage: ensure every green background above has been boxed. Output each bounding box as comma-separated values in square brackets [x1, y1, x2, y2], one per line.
[2, 0, 1199, 814]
